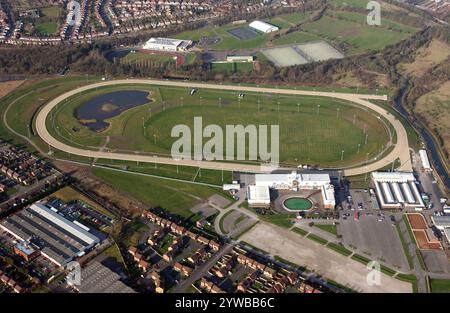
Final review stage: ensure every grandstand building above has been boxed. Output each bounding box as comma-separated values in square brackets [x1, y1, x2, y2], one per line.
[0, 203, 100, 267]
[249, 20, 279, 33]
[143, 37, 193, 52]
[248, 172, 335, 209]
[371, 172, 425, 210]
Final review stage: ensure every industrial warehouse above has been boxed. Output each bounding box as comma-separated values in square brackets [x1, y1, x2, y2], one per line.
[371, 172, 425, 210]
[247, 172, 336, 209]
[249, 20, 279, 33]
[143, 37, 193, 52]
[0, 203, 100, 267]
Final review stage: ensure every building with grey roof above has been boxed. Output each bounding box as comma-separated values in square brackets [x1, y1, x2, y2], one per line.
[0, 203, 100, 266]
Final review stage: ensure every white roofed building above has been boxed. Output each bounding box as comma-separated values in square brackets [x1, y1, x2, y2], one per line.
[419, 150, 432, 172]
[249, 20, 279, 33]
[252, 171, 335, 209]
[0, 202, 100, 267]
[143, 37, 193, 52]
[371, 172, 425, 210]
[247, 185, 271, 208]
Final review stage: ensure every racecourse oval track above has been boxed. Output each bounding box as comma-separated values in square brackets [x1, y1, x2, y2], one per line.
[35, 79, 412, 175]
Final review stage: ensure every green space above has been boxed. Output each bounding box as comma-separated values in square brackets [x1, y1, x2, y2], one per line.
[430, 279, 450, 293]
[306, 233, 328, 245]
[292, 227, 308, 236]
[351, 253, 371, 265]
[302, 14, 414, 54]
[172, 8, 416, 54]
[120, 52, 176, 67]
[49, 84, 390, 168]
[326, 242, 352, 256]
[101, 243, 127, 272]
[314, 223, 338, 236]
[396, 273, 418, 293]
[91, 167, 222, 219]
[35, 22, 58, 35]
[284, 197, 312, 211]
[41, 6, 61, 18]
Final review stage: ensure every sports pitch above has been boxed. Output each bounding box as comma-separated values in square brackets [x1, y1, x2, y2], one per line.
[227, 27, 260, 41]
[262, 41, 345, 68]
[48, 84, 390, 168]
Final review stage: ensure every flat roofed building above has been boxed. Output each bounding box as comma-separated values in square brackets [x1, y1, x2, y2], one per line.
[249, 20, 279, 33]
[255, 172, 331, 190]
[247, 185, 271, 208]
[254, 171, 335, 208]
[0, 203, 100, 267]
[372, 172, 424, 209]
[419, 150, 432, 171]
[371, 172, 416, 183]
[143, 37, 193, 52]
[226, 55, 254, 63]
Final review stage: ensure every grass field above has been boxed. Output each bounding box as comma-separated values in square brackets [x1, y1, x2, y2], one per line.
[172, 8, 417, 55]
[35, 22, 58, 35]
[430, 279, 450, 293]
[49, 84, 390, 168]
[120, 51, 176, 67]
[91, 167, 223, 219]
[302, 14, 414, 54]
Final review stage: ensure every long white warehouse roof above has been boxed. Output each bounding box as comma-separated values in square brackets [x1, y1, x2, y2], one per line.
[249, 20, 279, 33]
[419, 150, 431, 170]
[372, 172, 416, 182]
[30, 203, 99, 246]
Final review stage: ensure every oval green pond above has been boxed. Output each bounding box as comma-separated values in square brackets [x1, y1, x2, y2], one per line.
[284, 198, 312, 211]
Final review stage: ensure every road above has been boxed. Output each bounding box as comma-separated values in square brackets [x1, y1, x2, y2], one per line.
[35, 79, 412, 175]
[172, 243, 235, 293]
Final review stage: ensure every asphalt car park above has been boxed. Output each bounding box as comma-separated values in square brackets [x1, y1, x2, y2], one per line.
[337, 213, 409, 271]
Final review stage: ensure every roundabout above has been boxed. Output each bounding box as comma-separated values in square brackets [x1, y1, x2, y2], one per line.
[34, 79, 412, 175]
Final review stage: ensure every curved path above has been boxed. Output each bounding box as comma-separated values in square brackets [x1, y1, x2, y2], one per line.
[35, 79, 412, 175]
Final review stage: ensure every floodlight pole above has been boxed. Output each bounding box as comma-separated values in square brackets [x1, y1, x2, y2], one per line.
[341, 150, 345, 161]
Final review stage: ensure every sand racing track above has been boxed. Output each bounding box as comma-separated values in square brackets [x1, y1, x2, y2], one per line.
[35, 79, 412, 175]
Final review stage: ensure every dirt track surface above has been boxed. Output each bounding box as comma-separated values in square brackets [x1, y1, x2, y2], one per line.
[240, 223, 412, 293]
[35, 79, 412, 175]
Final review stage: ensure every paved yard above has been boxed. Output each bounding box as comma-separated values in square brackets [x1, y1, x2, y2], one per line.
[240, 223, 412, 293]
[338, 214, 409, 271]
[421, 250, 450, 273]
